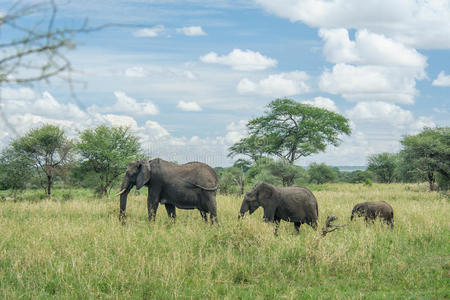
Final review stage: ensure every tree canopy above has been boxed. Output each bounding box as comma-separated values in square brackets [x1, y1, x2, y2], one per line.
[77, 125, 142, 198]
[0, 145, 34, 191]
[12, 124, 73, 196]
[400, 127, 449, 190]
[229, 98, 351, 164]
[368, 153, 399, 183]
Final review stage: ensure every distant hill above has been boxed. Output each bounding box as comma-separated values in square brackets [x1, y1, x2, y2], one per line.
[335, 166, 367, 172]
[300, 165, 367, 171]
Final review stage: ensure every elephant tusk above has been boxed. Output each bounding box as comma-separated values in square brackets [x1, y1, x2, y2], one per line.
[115, 189, 126, 196]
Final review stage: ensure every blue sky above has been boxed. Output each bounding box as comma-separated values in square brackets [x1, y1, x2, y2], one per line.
[1, 0, 449, 166]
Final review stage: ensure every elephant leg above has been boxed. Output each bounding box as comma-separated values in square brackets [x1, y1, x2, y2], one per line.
[274, 217, 281, 236]
[307, 219, 318, 230]
[385, 218, 394, 230]
[294, 222, 301, 234]
[165, 204, 176, 220]
[199, 210, 208, 223]
[148, 201, 159, 222]
[263, 206, 276, 222]
[147, 189, 160, 222]
[204, 193, 218, 224]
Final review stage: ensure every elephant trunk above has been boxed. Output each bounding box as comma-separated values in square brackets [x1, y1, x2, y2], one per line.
[238, 199, 249, 219]
[119, 177, 133, 224]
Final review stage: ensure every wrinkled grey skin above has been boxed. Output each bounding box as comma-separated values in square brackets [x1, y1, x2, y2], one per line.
[118, 158, 219, 224]
[350, 201, 394, 229]
[239, 183, 318, 235]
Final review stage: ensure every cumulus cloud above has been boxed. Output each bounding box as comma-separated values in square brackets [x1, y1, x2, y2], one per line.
[0, 87, 235, 166]
[0, 87, 36, 100]
[319, 29, 427, 69]
[255, 0, 450, 49]
[237, 71, 309, 97]
[319, 63, 419, 104]
[102, 114, 139, 130]
[301, 97, 339, 112]
[177, 101, 202, 112]
[200, 49, 277, 71]
[317, 28, 427, 104]
[346, 101, 435, 130]
[133, 25, 165, 38]
[111, 91, 159, 115]
[177, 26, 206, 36]
[142, 120, 170, 139]
[225, 120, 248, 144]
[432, 71, 450, 87]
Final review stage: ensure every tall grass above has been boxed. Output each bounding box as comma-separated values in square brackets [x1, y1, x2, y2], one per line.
[0, 184, 448, 299]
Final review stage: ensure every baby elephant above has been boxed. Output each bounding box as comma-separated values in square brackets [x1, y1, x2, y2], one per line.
[350, 201, 394, 229]
[239, 183, 318, 235]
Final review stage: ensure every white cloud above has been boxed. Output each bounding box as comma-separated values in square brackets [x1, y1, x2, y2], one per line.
[225, 120, 248, 144]
[317, 28, 427, 104]
[255, 0, 450, 49]
[237, 71, 310, 97]
[177, 101, 202, 112]
[346, 101, 435, 130]
[319, 29, 427, 69]
[102, 114, 139, 130]
[0, 87, 36, 100]
[0, 88, 235, 166]
[124, 66, 148, 78]
[432, 71, 450, 87]
[301, 97, 339, 112]
[142, 120, 170, 139]
[111, 91, 159, 115]
[200, 49, 277, 71]
[319, 63, 419, 104]
[133, 25, 165, 38]
[177, 26, 207, 36]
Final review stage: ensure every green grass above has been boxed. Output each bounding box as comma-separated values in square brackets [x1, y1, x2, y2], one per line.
[0, 183, 449, 299]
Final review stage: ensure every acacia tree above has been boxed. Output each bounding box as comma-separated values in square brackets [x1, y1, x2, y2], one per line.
[308, 163, 338, 184]
[77, 125, 142, 198]
[0, 145, 34, 192]
[368, 153, 399, 183]
[229, 98, 351, 164]
[12, 124, 73, 196]
[267, 159, 307, 186]
[400, 127, 449, 191]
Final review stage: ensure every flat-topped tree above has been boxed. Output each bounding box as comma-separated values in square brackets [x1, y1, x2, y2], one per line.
[12, 124, 73, 197]
[229, 98, 351, 164]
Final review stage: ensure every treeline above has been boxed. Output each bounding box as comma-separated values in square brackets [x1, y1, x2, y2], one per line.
[217, 127, 449, 194]
[1, 123, 448, 198]
[367, 127, 449, 191]
[215, 158, 372, 195]
[0, 124, 142, 198]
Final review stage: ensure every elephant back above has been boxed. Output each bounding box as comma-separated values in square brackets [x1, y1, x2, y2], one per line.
[182, 161, 219, 189]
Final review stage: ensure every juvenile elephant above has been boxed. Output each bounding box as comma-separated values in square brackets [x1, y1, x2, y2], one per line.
[350, 201, 394, 229]
[239, 183, 318, 235]
[117, 158, 219, 224]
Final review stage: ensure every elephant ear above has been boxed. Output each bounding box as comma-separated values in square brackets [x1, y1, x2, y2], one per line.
[257, 183, 273, 205]
[136, 159, 151, 190]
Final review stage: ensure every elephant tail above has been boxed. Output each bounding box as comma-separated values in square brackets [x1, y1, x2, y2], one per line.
[316, 201, 319, 218]
[189, 182, 219, 191]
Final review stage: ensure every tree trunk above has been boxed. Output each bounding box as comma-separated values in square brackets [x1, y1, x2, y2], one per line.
[427, 171, 436, 191]
[46, 175, 52, 197]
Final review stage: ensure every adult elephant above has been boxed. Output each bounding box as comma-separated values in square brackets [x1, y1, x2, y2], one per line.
[116, 158, 219, 224]
[239, 183, 318, 235]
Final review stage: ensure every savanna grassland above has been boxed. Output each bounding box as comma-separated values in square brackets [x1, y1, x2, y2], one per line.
[0, 184, 448, 299]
